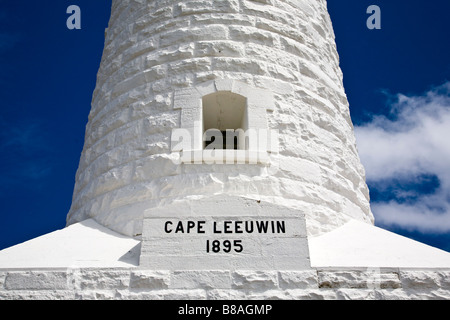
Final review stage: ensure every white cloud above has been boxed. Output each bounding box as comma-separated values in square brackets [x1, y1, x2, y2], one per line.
[371, 201, 450, 233]
[355, 82, 450, 233]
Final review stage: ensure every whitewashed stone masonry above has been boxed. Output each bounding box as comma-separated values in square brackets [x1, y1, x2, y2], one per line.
[1, 268, 450, 300]
[67, 0, 373, 239]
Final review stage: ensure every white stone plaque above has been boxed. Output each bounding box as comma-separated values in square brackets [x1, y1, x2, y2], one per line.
[140, 196, 310, 270]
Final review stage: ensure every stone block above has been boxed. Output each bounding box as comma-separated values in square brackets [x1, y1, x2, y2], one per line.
[174, 0, 239, 17]
[75, 290, 117, 300]
[77, 269, 130, 290]
[278, 270, 318, 289]
[5, 271, 68, 291]
[161, 289, 207, 300]
[255, 17, 305, 44]
[191, 13, 255, 27]
[146, 43, 195, 69]
[246, 290, 290, 300]
[232, 271, 278, 290]
[170, 271, 231, 289]
[195, 40, 245, 58]
[168, 57, 212, 74]
[228, 25, 279, 47]
[134, 6, 173, 33]
[399, 271, 447, 290]
[438, 271, 450, 290]
[240, 0, 294, 25]
[318, 270, 401, 289]
[143, 65, 168, 82]
[111, 73, 148, 100]
[206, 289, 247, 300]
[129, 270, 170, 289]
[160, 26, 228, 48]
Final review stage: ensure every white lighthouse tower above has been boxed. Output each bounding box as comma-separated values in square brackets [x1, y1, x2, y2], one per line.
[65, 0, 373, 269]
[1, 0, 450, 300]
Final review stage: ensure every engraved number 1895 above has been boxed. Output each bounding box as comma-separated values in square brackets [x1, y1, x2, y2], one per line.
[206, 240, 243, 253]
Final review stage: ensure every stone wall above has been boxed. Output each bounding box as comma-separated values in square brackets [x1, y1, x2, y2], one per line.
[1, 268, 449, 300]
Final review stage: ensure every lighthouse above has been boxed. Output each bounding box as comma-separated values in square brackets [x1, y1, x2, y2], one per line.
[1, 0, 450, 300]
[65, 0, 373, 269]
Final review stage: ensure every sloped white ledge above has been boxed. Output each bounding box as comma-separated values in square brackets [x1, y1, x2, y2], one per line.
[0, 219, 140, 269]
[309, 219, 450, 269]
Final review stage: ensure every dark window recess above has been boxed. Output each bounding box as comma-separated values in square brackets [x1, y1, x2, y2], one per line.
[205, 131, 238, 150]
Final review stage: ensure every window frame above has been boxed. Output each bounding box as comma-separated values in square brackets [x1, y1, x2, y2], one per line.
[171, 79, 277, 164]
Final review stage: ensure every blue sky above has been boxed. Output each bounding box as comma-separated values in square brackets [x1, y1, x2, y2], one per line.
[0, 1, 449, 253]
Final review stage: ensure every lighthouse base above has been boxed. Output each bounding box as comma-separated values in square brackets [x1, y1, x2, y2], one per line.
[1, 214, 450, 299]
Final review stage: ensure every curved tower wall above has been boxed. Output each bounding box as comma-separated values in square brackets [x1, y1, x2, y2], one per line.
[67, 0, 373, 238]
